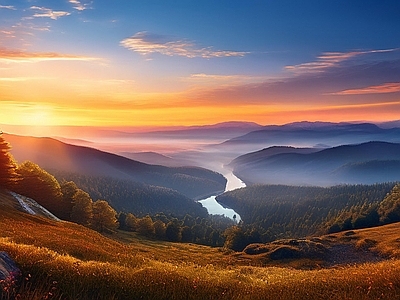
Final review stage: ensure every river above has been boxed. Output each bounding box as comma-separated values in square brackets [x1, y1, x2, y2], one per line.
[198, 170, 245, 222]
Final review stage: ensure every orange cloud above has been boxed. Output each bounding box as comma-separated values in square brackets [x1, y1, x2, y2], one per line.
[0, 48, 100, 63]
[330, 82, 400, 95]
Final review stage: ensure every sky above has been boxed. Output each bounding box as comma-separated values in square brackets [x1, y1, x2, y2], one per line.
[1, 0, 400, 129]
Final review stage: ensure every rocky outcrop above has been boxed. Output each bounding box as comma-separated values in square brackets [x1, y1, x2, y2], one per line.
[9, 191, 60, 221]
[243, 238, 329, 260]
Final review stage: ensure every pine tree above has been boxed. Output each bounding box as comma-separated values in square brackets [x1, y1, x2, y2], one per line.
[0, 136, 18, 189]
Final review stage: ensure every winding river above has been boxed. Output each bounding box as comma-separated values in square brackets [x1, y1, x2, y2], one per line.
[198, 170, 245, 221]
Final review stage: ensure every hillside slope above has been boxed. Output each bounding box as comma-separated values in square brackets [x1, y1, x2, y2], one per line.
[2, 193, 400, 299]
[4, 133, 226, 200]
[230, 141, 400, 186]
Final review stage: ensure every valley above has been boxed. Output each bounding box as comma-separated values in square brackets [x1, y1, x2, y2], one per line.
[2, 2, 400, 298]
[1, 120, 400, 299]
[2, 189, 400, 299]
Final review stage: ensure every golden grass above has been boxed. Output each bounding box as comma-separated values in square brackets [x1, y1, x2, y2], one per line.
[2, 197, 400, 299]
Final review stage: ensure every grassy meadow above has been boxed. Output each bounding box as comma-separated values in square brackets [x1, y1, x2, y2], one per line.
[1, 193, 400, 299]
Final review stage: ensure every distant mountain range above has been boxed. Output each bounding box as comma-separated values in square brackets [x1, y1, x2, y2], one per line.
[230, 141, 400, 186]
[4, 134, 226, 200]
[131, 121, 263, 140]
[218, 122, 400, 153]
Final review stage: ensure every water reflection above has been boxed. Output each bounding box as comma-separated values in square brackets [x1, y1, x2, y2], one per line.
[198, 170, 245, 221]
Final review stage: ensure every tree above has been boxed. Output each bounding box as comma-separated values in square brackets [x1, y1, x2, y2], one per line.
[118, 212, 128, 230]
[71, 190, 93, 226]
[181, 226, 193, 242]
[223, 226, 248, 252]
[92, 200, 118, 232]
[14, 161, 63, 217]
[125, 213, 138, 231]
[0, 136, 18, 189]
[137, 215, 155, 236]
[153, 220, 166, 239]
[165, 219, 181, 242]
[59, 180, 80, 220]
[378, 184, 400, 224]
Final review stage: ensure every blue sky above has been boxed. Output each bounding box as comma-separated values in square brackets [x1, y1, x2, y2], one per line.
[1, 0, 400, 127]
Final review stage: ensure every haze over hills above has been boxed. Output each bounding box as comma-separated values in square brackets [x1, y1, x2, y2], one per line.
[129, 121, 263, 140]
[218, 122, 400, 153]
[230, 141, 400, 186]
[1, 121, 262, 145]
[119, 151, 192, 167]
[4, 134, 226, 200]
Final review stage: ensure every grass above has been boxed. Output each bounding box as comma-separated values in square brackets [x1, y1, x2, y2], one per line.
[2, 190, 400, 299]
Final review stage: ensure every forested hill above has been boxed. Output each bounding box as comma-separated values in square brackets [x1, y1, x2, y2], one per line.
[230, 141, 400, 186]
[50, 172, 209, 218]
[216, 183, 396, 239]
[4, 134, 226, 199]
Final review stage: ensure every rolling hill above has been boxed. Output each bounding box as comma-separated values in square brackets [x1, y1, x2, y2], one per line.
[119, 151, 188, 167]
[2, 187, 400, 299]
[4, 133, 226, 200]
[230, 141, 400, 186]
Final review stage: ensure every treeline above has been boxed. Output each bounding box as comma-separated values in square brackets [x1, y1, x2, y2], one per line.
[49, 170, 208, 219]
[118, 212, 235, 246]
[327, 183, 400, 233]
[217, 183, 397, 244]
[0, 136, 119, 233]
[13, 161, 119, 232]
[1, 136, 235, 246]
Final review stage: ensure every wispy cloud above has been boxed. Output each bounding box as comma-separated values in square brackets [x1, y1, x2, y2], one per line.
[286, 48, 398, 74]
[331, 82, 400, 95]
[0, 77, 32, 82]
[0, 48, 100, 63]
[191, 50, 400, 106]
[30, 6, 71, 20]
[0, 30, 15, 37]
[184, 73, 271, 87]
[0, 5, 16, 10]
[69, 0, 91, 11]
[120, 31, 248, 58]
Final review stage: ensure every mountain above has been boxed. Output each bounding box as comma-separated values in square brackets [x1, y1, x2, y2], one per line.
[377, 119, 400, 129]
[119, 151, 190, 167]
[4, 134, 226, 200]
[114, 121, 263, 140]
[230, 141, 400, 186]
[218, 122, 400, 153]
[228, 146, 321, 167]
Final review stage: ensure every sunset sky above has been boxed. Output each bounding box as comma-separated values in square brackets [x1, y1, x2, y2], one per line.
[1, 0, 400, 129]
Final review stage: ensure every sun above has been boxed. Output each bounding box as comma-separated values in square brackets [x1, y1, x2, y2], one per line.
[13, 104, 58, 128]
[29, 111, 51, 126]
